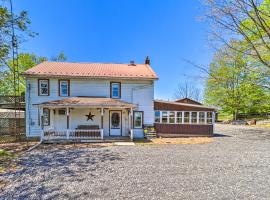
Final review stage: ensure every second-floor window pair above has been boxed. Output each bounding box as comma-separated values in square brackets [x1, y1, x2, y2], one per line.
[38, 79, 70, 96]
[38, 80, 121, 98]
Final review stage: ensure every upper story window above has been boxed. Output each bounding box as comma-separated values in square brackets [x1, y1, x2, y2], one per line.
[38, 79, 49, 96]
[59, 80, 70, 96]
[110, 82, 121, 98]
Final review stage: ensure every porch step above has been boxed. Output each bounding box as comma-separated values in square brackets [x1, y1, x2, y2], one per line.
[145, 132, 157, 139]
[103, 136, 132, 142]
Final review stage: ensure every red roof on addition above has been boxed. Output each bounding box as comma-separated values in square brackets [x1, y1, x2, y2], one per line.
[23, 61, 158, 80]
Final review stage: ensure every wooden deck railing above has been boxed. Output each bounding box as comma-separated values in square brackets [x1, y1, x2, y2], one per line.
[42, 129, 104, 141]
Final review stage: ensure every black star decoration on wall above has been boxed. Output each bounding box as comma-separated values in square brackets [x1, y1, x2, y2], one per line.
[85, 112, 95, 121]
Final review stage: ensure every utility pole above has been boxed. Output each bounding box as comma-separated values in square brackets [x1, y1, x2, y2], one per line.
[9, 0, 21, 138]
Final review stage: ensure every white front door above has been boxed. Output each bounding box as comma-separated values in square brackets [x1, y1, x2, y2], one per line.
[110, 111, 122, 136]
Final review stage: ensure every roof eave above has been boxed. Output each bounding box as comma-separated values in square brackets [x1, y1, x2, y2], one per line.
[154, 100, 216, 110]
[22, 73, 159, 80]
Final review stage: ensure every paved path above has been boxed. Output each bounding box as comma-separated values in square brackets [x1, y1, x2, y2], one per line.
[1, 124, 270, 199]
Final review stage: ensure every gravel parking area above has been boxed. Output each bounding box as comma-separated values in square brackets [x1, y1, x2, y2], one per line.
[1, 124, 270, 199]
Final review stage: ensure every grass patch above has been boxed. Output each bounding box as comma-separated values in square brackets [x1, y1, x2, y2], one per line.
[135, 137, 213, 145]
[0, 142, 38, 174]
[0, 149, 14, 157]
[255, 124, 270, 128]
[0, 150, 16, 174]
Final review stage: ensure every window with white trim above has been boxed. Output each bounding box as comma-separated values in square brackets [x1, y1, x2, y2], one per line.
[155, 111, 160, 123]
[59, 80, 69, 96]
[134, 111, 143, 128]
[42, 108, 50, 126]
[39, 79, 49, 96]
[161, 111, 168, 123]
[111, 82, 121, 98]
[207, 112, 213, 124]
[184, 112, 190, 123]
[169, 111, 175, 123]
[191, 112, 197, 123]
[176, 112, 182, 123]
[199, 112, 205, 124]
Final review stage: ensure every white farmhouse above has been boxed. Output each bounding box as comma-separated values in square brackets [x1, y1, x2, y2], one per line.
[23, 57, 158, 141]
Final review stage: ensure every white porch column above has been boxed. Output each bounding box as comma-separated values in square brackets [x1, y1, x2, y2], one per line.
[129, 108, 133, 140]
[212, 111, 216, 132]
[39, 106, 44, 141]
[39, 106, 43, 129]
[50, 109, 54, 128]
[130, 108, 133, 129]
[189, 111, 192, 124]
[100, 108, 104, 139]
[204, 112, 207, 124]
[66, 107, 70, 139]
[197, 112, 200, 124]
[182, 111, 184, 124]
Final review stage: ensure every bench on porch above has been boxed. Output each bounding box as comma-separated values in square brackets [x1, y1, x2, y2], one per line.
[74, 125, 101, 138]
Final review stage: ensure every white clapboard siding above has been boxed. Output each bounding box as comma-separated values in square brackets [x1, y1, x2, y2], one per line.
[25, 78, 155, 138]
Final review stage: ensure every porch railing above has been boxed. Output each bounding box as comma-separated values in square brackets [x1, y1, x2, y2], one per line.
[42, 129, 104, 141]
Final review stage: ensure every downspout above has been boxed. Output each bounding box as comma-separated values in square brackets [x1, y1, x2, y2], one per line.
[26, 80, 31, 135]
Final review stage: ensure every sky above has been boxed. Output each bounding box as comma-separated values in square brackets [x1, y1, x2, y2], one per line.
[13, 0, 213, 100]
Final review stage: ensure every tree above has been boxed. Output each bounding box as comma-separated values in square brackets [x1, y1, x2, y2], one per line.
[0, 0, 35, 67]
[174, 81, 202, 101]
[0, 52, 67, 95]
[204, 42, 270, 119]
[51, 51, 67, 62]
[202, 0, 270, 69]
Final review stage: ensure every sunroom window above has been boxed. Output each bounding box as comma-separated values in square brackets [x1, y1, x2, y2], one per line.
[207, 112, 213, 124]
[155, 111, 160, 123]
[161, 111, 168, 123]
[184, 112, 190, 123]
[169, 111, 175, 123]
[199, 112, 205, 124]
[176, 112, 182, 123]
[191, 112, 197, 124]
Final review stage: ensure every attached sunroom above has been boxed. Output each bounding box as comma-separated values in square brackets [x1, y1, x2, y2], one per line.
[154, 100, 216, 137]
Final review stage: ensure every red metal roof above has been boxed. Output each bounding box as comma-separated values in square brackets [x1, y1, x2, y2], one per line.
[23, 61, 158, 80]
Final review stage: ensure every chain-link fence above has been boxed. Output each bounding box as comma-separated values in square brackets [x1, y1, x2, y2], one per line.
[0, 96, 27, 143]
[0, 111, 26, 143]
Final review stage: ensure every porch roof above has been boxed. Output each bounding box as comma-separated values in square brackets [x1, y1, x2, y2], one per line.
[37, 97, 136, 108]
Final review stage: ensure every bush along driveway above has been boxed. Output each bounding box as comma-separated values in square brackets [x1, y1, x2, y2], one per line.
[1, 124, 270, 200]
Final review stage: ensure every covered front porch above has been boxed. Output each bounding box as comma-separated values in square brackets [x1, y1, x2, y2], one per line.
[37, 97, 137, 142]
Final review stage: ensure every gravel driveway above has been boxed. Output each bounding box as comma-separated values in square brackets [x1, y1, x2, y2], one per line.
[1, 124, 270, 200]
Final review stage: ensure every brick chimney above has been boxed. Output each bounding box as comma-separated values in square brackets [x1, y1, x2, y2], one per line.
[145, 56, 150, 65]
